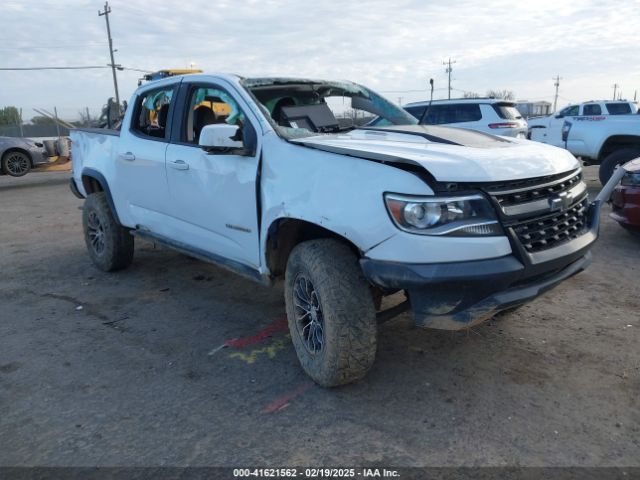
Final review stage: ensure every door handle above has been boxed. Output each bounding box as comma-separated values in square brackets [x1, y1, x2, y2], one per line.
[169, 159, 189, 170]
[122, 152, 136, 161]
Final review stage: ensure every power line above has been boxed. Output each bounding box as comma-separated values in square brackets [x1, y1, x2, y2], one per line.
[0, 66, 111, 71]
[121, 67, 154, 74]
[0, 65, 153, 73]
[0, 43, 107, 51]
[380, 87, 448, 93]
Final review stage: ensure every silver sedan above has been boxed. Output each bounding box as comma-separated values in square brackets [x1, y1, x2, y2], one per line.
[0, 137, 48, 177]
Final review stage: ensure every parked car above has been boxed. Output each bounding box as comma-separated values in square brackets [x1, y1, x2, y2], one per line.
[0, 136, 48, 177]
[369, 98, 528, 138]
[610, 158, 640, 236]
[70, 74, 601, 387]
[528, 101, 640, 184]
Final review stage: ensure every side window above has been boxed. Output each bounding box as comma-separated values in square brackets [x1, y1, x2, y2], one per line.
[606, 103, 631, 115]
[423, 105, 445, 124]
[453, 104, 482, 123]
[184, 86, 245, 144]
[132, 87, 174, 140]
[560, 105, 579, 117]
[582, 104, 601, 115]
[424, 104, 481, 125]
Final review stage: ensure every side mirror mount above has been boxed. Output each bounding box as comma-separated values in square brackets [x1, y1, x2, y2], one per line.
[199, 124, 243, 153]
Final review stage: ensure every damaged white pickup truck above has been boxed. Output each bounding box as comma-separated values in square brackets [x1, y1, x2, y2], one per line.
[70, 74, 601, 386]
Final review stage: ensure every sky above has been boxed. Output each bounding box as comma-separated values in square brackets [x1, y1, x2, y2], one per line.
[1, 0, 640, 121]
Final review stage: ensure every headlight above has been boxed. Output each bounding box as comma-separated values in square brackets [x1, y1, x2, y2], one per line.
[384, 193, 502, 236]
[621, 172, 640, 187]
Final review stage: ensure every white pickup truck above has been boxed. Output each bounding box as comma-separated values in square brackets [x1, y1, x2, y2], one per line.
[528, 101, 640, 184]
[70, 74, 602, 386]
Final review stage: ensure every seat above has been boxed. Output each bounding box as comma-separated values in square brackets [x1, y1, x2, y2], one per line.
[157, 103, 170, 129]
[193, 106, 218, 142]
[146, 103, 170, 138]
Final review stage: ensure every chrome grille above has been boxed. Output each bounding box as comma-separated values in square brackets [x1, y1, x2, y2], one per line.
[511, 197, 589, 253]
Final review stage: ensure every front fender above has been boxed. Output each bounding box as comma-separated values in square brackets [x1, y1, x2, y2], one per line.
[257, 134, 434, 273]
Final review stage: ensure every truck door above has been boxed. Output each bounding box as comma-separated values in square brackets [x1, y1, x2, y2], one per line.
[115, 84, 177, 232]
[546, 105, 579, 147]
[164, 81, 261, 269]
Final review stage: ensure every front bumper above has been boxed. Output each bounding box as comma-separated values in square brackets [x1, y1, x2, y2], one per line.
[361, 201, 600, 330]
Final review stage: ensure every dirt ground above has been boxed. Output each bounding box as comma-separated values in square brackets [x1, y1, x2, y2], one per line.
[0, 167, 638, 467]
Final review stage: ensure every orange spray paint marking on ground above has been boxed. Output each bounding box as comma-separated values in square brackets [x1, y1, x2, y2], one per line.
[262, 382, 314, 413]
[224, 317, 288, 348]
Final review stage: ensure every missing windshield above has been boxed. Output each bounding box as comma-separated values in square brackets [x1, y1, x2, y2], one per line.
[241, 77, 417, 138]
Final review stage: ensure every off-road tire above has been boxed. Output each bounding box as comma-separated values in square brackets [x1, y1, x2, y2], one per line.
[2, 151, 31, 177]
[284, 239, 377, 387]
[82, 192, 134, 272]
[599, 148, 640, 185]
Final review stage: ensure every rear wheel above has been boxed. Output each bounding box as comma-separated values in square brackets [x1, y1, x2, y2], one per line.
[2, 151, 31, 177]
[599, 148, 640, 185]
[284, 239, 377, 387]
[82, 192, 134, 271]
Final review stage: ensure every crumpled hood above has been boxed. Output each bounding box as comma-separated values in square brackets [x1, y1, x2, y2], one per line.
[290, 125, 579, 182]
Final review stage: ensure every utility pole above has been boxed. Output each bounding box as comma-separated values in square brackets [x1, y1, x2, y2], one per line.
[612, 83, 619, 100]
[443, 57, 456, 100]
[53, 107, 61, 143]
[99, 2, 121, 114]
[17, 108, 23, 137]
[552, 75, 561, 113]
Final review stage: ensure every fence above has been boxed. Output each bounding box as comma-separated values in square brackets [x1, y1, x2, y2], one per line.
[0, 124, 70, 138]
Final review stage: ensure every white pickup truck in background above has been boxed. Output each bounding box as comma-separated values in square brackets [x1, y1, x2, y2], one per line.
[528, 100, 640, 184]
[70, 73, 602, 386]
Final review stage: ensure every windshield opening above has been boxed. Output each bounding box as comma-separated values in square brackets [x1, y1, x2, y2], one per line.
[241, 78, 417, 139]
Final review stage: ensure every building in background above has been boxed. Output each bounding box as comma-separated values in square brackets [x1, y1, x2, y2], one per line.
[515, 100, 552, 118]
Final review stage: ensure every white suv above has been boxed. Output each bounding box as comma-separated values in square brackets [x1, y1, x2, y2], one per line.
[371, 98, 528, 138]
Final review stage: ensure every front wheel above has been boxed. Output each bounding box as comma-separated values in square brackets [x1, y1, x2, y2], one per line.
[284, 239, 377, 387]
[2, 151, 31, 177]
[82, 192, 134, 272]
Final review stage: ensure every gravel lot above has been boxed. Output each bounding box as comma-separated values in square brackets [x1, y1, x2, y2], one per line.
[0, 167, 638, 467]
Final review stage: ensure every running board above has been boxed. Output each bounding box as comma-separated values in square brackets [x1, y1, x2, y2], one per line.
[131, 229, 269, 286]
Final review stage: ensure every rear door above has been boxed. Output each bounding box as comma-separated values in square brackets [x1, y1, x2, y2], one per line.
[164, 80, 262, 268]
[115, 83, 177, 232]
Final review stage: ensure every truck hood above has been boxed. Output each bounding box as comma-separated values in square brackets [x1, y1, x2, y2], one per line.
[290, 125, 579, 182]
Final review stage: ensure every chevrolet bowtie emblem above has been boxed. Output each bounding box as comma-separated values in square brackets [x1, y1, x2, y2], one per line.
[549, 191, 573, 212]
